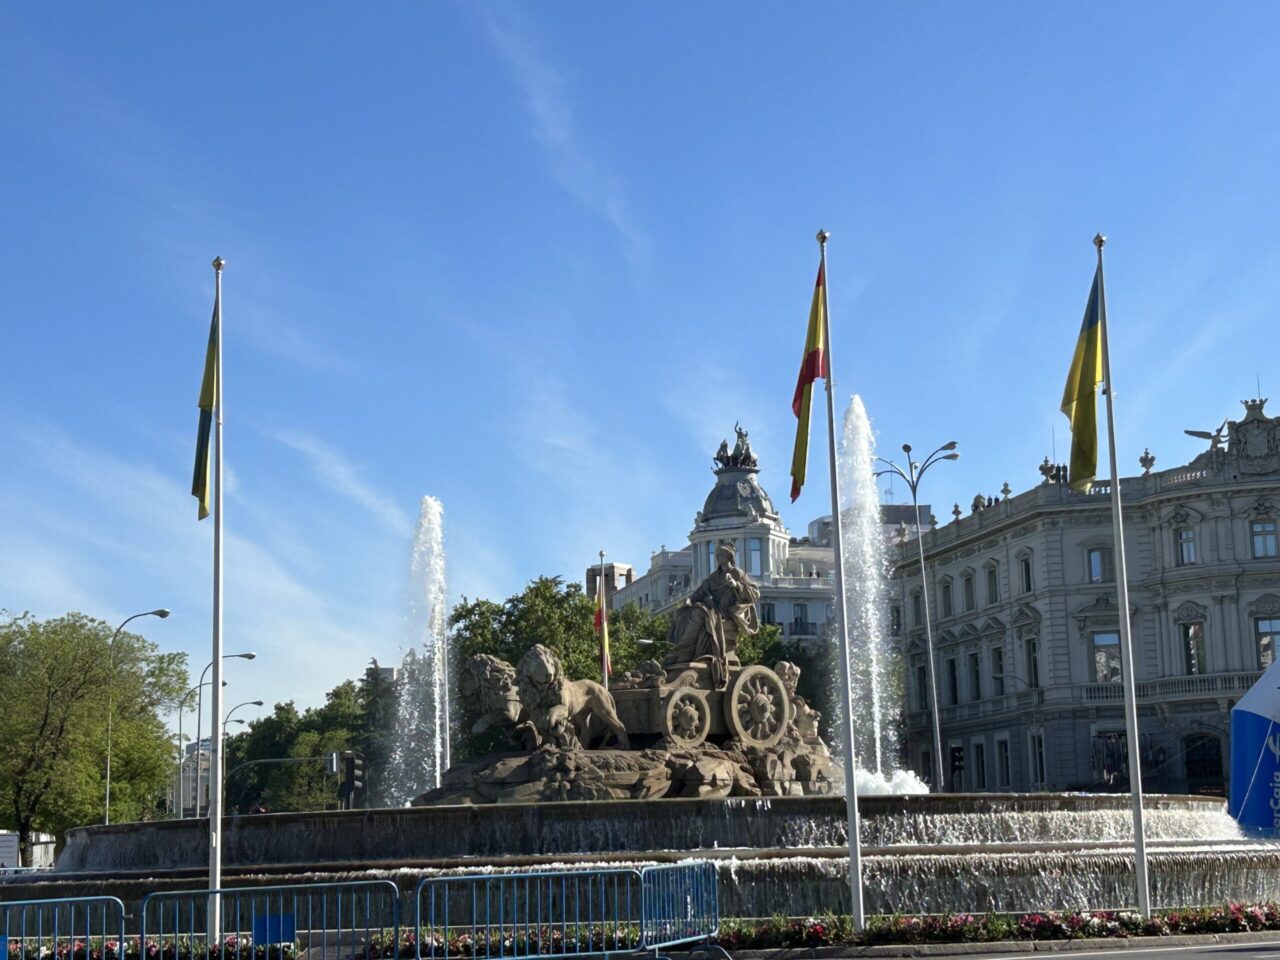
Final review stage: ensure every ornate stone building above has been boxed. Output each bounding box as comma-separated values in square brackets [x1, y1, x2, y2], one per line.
[893, 400, 1280, 796]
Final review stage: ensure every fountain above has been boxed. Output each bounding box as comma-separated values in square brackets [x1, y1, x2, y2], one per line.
[10, 425, 1280, 921]
[386, 496, 449, 804]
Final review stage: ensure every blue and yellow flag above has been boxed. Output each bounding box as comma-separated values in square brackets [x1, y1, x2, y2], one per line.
[192, 305, 218, 520]
[1060, 265, 1104, 493]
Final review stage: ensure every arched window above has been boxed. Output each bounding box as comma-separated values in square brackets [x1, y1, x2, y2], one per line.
[962, 571, 976, 612]
[941, 578, 954, 618]
[985, 561, 1000, 606]
[1017, 549, 1034, 594]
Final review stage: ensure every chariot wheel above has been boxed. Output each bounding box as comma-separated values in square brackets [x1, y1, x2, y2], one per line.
[662, 687, 712, 748]
[724, 665, 789, 748]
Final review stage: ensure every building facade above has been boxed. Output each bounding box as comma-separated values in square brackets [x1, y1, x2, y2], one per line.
[894, 400, 1280, 796]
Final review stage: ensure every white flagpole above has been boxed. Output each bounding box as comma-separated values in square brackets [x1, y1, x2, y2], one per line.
[816, 229, 866, 930]
[1095, 233, 1151, 916]
[208, 256, 226, 939]
[598, 549, 609, 691]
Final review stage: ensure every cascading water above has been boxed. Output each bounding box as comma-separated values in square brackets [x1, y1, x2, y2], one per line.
[835, 395, 927, 794]
[386, 496, 449, 805]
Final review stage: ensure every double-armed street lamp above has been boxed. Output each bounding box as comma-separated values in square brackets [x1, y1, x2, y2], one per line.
[874, 440, 959, 790]
[194, 653, 256, 818]
[105, 608, 171, 826]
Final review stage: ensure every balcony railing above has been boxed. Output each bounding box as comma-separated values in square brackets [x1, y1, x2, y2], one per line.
[787, 621, 819, 636]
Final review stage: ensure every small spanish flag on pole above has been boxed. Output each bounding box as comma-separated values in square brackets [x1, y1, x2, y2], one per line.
[1060, 255, 1104, 493]
[595, 550, 611, 687]
[789, 256, 828, 501]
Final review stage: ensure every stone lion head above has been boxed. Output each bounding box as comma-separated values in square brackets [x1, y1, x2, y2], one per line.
[460, 654, 521, 723]
[516, 643, 566, 712]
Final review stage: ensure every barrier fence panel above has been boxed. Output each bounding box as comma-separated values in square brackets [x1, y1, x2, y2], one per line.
[640, 862, 719, 952]
[0, 896, 126, 960]
[141, 880, 400, 960]
[414, 868, 648, 960]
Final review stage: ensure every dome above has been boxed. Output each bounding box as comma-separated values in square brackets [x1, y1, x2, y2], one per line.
[700, 467, 778, 523]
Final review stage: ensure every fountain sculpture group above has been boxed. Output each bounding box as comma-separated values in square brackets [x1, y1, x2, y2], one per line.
[417, 541, 841, 805]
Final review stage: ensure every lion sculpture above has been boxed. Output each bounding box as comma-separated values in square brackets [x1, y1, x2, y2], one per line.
[459, 654, 525, 738]
[515, 644, 630, 750]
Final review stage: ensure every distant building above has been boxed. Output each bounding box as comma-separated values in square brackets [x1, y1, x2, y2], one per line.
[171, 739, 211, 818]
[893, 400, 1280, 796]
[600, 428, 926, 649]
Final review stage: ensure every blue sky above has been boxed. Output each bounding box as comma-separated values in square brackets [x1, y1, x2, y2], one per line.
[2, 3, 1278, 717]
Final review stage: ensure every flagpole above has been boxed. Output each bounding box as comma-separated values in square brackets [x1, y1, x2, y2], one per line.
[816, 229, 866, 930]
[599, 550, 608, 691]
[208, 256, 226, 939]
[1095, 233, 1151, 916]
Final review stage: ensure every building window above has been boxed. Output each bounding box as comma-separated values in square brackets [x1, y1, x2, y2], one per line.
[1182, 621, 1206, 675]
[1253, 520, 1279, 559]
[1020, 555, 1034, 594]
[761, 602, 775, 625]
[963, 575, 976, 612]
[706, 541, 715, 575]
[991, 646, 1005, 696]
[920, 750, 932, 788]
[946, 658, 958, 705]
[1092, 631, 1121, 683]
[912, 591, 922, 626]
[1025, 635, 1040, 688]
[1257, 617, 1280, 670]
[997, 738, 1011, 788]
[941, 580, 953, 618]
[973, 742, 987, 789]
[1030, 732, 1047, 787]
[748, 537, 763, 576]
[793, 603, 808, 626]
[986, 564, 999, 605]
[1177, 528, 1197, 566]
[1087, 547, 1114, 583]
[916, 664, 928, 710]
[890, 605, 902, 636]
[968, 651, 981, 701]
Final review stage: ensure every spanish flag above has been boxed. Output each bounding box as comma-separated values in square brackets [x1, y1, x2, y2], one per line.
[1060, 263, 1104, 493]
[192, 303, 218, 520]
[790, 260, 828, 502]
[594, 575, 611, 677]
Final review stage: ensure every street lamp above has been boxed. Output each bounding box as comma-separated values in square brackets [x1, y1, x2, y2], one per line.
[194, 653, 256, 818]
[104, 608, 170, 825]
[875, 440, 959, 790]
[224, 700, 264, 731]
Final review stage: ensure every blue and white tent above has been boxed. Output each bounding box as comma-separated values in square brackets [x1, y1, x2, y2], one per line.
[1229, 658, 1280, 834]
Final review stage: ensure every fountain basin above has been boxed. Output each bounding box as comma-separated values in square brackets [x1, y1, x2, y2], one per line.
[24, 793, 1277, 916]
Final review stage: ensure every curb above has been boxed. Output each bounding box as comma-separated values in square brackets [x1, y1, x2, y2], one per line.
[717, 929, 1280, 958]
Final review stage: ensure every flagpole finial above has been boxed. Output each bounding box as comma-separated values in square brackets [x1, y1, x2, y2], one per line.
[816, 229, 830, 246]
[1093, 234, 1106, 250]
[212, 256, 226, 272]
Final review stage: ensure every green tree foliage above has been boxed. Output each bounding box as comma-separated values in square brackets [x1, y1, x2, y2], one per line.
[355, 661, 399, 807]
[0, 611, 187, 864]
[225, 680, 371, 813]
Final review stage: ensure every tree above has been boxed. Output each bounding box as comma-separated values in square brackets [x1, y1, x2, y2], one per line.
[0, 611, 187, 864]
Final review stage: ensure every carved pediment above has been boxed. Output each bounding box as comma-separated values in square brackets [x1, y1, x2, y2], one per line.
[1164, 503, 1204, 527]
[1011, 603, 1042, 628]
[1075, 595, 1120, 620]
[1249, 593, 1280, 617]
[904, 634, 926, 657]
[979, 616, 1006, 636]
[1173, 600, 1207, 622]
[1248, 496, 1276, 519]
[958, 622, 981, 641]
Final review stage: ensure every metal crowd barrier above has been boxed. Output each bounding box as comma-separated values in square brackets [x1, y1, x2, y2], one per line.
[413, 861, 720, 960]
[0, 896, 126, 960]
[140, 879, 401, 960]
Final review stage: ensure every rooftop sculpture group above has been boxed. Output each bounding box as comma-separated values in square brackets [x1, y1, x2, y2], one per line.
[417, 537, 841, 805]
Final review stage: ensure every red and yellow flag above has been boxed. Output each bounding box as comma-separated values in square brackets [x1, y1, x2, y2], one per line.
[594, 576, 611, 677]
[790, 261, 828, 501]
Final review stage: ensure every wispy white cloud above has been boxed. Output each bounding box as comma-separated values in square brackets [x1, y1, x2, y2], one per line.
[482, 8, 649, 265]
[271, 430, 412, 537]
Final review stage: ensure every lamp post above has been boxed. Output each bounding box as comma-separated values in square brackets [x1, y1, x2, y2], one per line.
[105, 608, 170, 825]
[1000, 671, 1044, 789]
[875, 441, 959, 790]
[194, 653, 256, 818]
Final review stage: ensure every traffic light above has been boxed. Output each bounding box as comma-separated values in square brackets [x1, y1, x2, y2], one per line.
[337, 751, 365, 809]
[950, 746, 965, 780]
